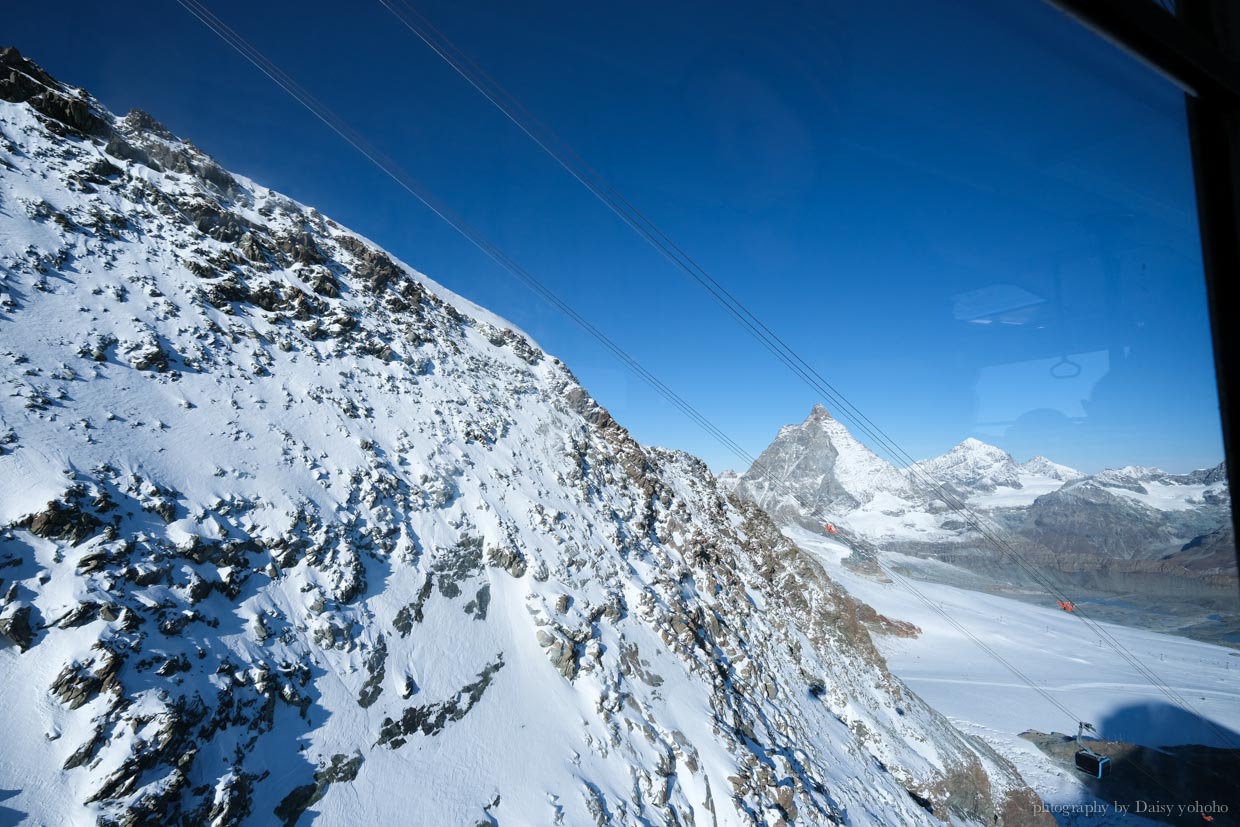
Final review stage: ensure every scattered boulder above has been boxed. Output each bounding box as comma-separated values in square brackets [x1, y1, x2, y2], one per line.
[336, 235, 404, 293]
[0, 602, 34, 651]
[536, 628, 578, 680]
[485, 544, 526, 578]
[26, 497, 101, 545]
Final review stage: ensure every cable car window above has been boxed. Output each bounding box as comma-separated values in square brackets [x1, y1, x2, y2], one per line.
[1, 0, 1236, 824]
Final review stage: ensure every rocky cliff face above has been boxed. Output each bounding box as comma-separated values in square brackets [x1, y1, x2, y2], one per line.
[1022, 475, 1228, 561]
[736, 404, 916, 528]
[0, 48, 1048, 826]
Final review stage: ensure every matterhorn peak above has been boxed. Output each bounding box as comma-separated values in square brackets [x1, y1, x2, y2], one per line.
[739, 405, 916, 524]
[808, 402, 833, 421]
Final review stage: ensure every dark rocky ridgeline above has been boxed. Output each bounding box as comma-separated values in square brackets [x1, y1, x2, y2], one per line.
[0, 47, 231, 193]
[0, 48, 1054, 826]
[0, 47, 110, 137]
[961, 468, 1235, 598]
[1020, 477, 1227, 562]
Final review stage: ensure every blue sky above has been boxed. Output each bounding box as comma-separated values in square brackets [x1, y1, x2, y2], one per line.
[6, 0, 1226, 473]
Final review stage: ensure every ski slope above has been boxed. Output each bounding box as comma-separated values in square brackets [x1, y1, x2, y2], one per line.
[786, 526, 1240, 822]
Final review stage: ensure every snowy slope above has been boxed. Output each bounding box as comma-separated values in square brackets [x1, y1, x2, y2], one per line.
[1082, 465, 1229, 513]
[784, 526, 1240, 825]
[1019, 456, 1085, 483]
[0, 48, 1051, 827]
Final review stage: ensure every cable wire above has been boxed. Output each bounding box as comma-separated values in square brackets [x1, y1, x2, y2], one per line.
[380, 0, 1240, 750]
[175, 0, 1238, 755]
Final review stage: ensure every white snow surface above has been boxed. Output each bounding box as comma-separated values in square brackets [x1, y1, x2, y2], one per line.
[1019, 456, 1085, 483]
[0, 64, 1049, 827]
[913, 441, 1084, 509]
[965, 476, 1070, 509]
[1107, 482, 1215, 513]
[784, 526, 1240, 826]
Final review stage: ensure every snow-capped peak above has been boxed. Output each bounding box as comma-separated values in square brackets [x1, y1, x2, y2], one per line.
[738, 405, 916, 526]
[807, 401, 832, 420]
[915, 438, 1022, 493]
[1019, 455, 1085, 482]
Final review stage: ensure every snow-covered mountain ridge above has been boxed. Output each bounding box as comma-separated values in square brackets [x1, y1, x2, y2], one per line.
[0, 48, 1048, 826]
[736, 404, 915, 526]
[733, 408, 1080, 539]
[731, 406, 1235, 644]
[736, 405, 1228, 542]
[910, 438, 1086, 499]
[913, 438, 1026, 493]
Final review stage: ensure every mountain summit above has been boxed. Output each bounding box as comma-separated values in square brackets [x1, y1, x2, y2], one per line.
[737, 405, 915, 527]
[0, 49, 1047, 826]
[734, 404, 1233, 638]
[913, 438, 1025, 494]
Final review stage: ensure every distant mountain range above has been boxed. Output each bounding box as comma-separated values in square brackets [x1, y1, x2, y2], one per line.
[913, 437, 1084, 496]
[732, 405, 1228, 548]
[729, 406, 1236, 620]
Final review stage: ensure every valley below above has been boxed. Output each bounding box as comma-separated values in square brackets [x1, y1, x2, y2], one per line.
[875, 536, 1240, 648]
[784, 526, 1240, 827]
